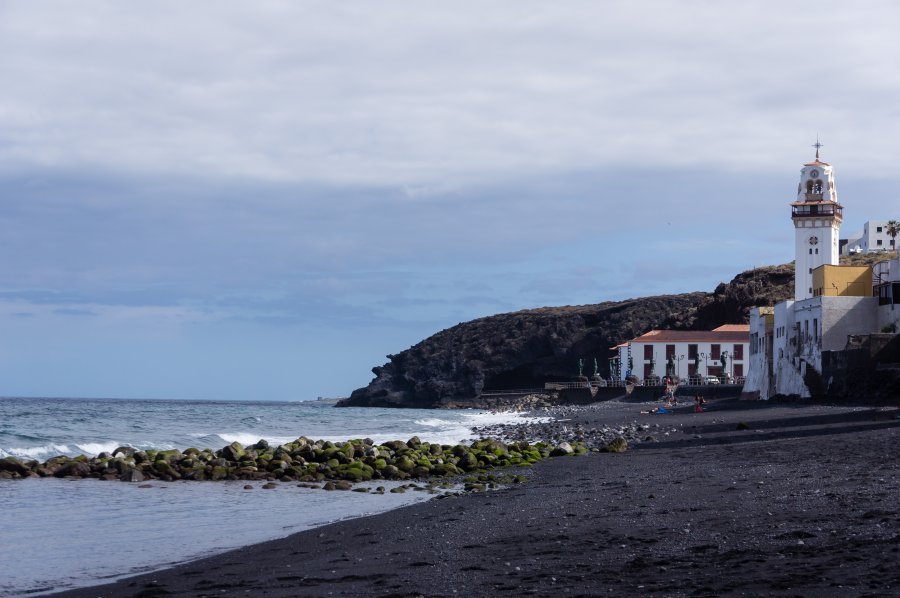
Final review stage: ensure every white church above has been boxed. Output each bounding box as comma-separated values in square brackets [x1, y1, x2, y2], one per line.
[743, 145, 900, 399]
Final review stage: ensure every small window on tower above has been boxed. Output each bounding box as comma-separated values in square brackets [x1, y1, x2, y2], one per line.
[809, 249, 812, 255]
[815, 248, 819, 254]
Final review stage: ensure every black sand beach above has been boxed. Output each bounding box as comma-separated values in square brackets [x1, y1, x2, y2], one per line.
[54, 399, 900, 597]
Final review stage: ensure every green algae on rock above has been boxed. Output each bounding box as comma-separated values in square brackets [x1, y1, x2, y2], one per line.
[0, 436, 586, 485]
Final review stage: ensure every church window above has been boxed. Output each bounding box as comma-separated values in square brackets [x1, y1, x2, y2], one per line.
[815, 248, 818, 254]
[809, 248, 812, 255]
[809, 268, 812, 274]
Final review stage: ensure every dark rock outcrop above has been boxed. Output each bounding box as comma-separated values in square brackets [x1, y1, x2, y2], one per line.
[340, 264, 796, 408]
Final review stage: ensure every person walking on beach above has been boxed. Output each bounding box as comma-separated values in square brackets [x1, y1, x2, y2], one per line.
[694, 394, 705, 413]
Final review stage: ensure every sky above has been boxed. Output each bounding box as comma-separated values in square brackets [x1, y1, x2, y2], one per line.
[1, 1, 899, 401]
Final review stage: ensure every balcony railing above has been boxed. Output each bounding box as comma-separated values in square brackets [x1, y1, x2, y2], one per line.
[792, 204, 842, 218]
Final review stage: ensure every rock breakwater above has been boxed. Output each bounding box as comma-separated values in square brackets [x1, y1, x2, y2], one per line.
[0, 435, 588, 485]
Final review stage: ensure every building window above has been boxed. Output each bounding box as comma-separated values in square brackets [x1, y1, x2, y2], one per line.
[877, 226, 883, 233]
[688, 344, 698, 359]
[734, 364, 743, 377]
[877, 239, 883, 246]
[813, 318, 818, 341]
[711, 344, 721, 359]
[665, 344, 675, 359]
[733, 344, 743, 360]
[643, 345, 653, 359]
[809, 248, 812, 255]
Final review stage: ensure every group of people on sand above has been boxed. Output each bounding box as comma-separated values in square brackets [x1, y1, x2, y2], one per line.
[641, 378, 707, 414]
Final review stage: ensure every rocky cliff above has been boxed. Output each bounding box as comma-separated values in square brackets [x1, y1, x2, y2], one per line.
[340, 264, 796, 408]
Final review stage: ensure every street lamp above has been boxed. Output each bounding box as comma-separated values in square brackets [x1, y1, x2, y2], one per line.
[675, 355, 685, 381]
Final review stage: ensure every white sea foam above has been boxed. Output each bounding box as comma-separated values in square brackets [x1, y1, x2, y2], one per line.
[412, 418, 451, 427]
[461, 410, 553, 427]
[74, 442, 122, 456]
[3, 444, 73, 460]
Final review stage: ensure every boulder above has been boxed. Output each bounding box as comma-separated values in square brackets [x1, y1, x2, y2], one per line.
[120, 468, 145, 483]
[0, 457, 30, 476]
[221, 442, 245, 462]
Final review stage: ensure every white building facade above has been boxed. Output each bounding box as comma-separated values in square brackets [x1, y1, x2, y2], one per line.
[841, 220, 897, 255]
[625, 326, 749, 383]
[791, 154, 842, 301]
[745, 147, 888, 400]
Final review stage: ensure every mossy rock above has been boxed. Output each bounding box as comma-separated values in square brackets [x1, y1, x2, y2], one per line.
[411, 465, 431, 478]
[221, 442, 245, 461]
[601, 437, 628, 453]
[432, 463, 459, 476]
[457, 452, 479, 472]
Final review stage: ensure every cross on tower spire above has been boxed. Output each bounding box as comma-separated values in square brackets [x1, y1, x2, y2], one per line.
[812, 137, 824, 160]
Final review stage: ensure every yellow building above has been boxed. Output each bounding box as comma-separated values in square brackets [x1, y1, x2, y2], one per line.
[811, 264, 872, 297]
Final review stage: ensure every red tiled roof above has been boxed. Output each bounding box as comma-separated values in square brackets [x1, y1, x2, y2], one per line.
[630, 329, 749, 343]
[712, 324, 749, 332]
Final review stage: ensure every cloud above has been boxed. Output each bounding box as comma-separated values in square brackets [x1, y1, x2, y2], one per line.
[1, 2, 899, 186]
[0, 2, 897, 399]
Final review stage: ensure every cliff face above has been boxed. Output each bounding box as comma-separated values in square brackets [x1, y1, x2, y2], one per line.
[340, 264, 794, 408]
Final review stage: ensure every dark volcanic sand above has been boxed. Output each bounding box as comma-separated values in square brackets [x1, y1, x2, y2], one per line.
[54, 399, 900, 597]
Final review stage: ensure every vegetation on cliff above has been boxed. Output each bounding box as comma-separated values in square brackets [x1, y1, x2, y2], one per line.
[341, 263, 798, 408]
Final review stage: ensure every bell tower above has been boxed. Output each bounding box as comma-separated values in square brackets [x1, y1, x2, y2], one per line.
[791, 140, 842, 301]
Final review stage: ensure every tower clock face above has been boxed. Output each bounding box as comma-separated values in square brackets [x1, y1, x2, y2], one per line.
[809, 169, 819, 178]
[809, 236, 819, 245]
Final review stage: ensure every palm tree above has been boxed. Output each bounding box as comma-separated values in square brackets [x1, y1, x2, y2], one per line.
[887, 220, 900, 252]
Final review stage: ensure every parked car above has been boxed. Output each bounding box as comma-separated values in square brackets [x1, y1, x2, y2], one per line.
[704, 375, 721, 385]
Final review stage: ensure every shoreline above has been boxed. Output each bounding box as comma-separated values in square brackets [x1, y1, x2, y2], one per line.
[50, 397, 900, 597]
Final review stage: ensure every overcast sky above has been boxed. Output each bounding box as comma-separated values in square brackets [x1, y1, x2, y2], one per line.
[1, 1, 898, 400]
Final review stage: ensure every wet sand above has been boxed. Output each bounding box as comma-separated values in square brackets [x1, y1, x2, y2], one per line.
[54, 399, 900, 597]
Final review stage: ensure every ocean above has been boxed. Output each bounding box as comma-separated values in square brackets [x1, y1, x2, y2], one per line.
[0, 397, 544, 596]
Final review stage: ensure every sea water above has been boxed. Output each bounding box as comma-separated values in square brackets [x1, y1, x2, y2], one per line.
[0, 397, 546, 596]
